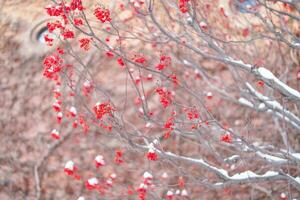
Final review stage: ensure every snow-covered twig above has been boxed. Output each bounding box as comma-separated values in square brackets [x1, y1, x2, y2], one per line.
[245, 83, 300, 130]
[138, 143, 300, 190]
[224, 57, 300, 101]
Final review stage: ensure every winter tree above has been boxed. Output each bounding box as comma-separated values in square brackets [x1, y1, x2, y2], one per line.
[37, 0, 300, 199]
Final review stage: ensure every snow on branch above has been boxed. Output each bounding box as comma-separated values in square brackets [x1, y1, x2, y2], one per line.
[141, 144, 300, 189]
[245, 83, 300, 130]
[224, 57, 300, 101]
[229, 170, 279, 181]
[256, 67, 300, 101]
[255, 151, 287, 165]
[238, 97, 254, 108]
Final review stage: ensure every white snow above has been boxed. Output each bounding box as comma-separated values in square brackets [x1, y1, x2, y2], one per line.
[69, 106, 77, 115]
[229, 170, 278, 180]
[257, 67, 274, 80]
[246, 82, 300, 129]
[153, 139, 159, 145]
[148, 143, 155, 153]
[106, 179, 112, 185]
[224, 155, 239, 162]
[200, 21, 207, 29]
[95, 155, 105, 163]
[139, 183, 147, 189]
[161, 172, 168, 178]
[88, 177, 99, 185]
[257, 67, 300, 100]
[258, 103, 265, 109]
[291, 176, 300, 184]
[164, 151, 229, 178]
[145, 122, 152, 128]
[292, 41, 300, 48]
[295, 177, 300, 184]
[224, 57, 252, 70]
[110, 173, 117, 179]
[51, 129, 59, 135]
[143, 171, 153, 179]
[155, 148, 284, 187]
[281, 193, 287, 198]
[138, 107, 144, 114]
[64, 160, 74, 170]
[275, 77, 300, 99]
[238, 97, 254, 107]
[181, 189, 188, 196]
[95, 155, 103, 161]
[291, 153, 300, 160]
[83, 80, 91, 87]
[148, 148, 155, 153]
[256, 151, 287, 164]
[52, 102, 60, 108]
[207, 92, 213, 97]
[225, 55, 300, 100]
[183, 59, 191, 65]
[272, 111, 300, 130]
[214, 182, 223, 186]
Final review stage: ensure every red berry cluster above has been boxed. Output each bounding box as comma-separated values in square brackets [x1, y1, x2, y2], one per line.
[94, 7, 111, 23]
[178, 0, 190, 13]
